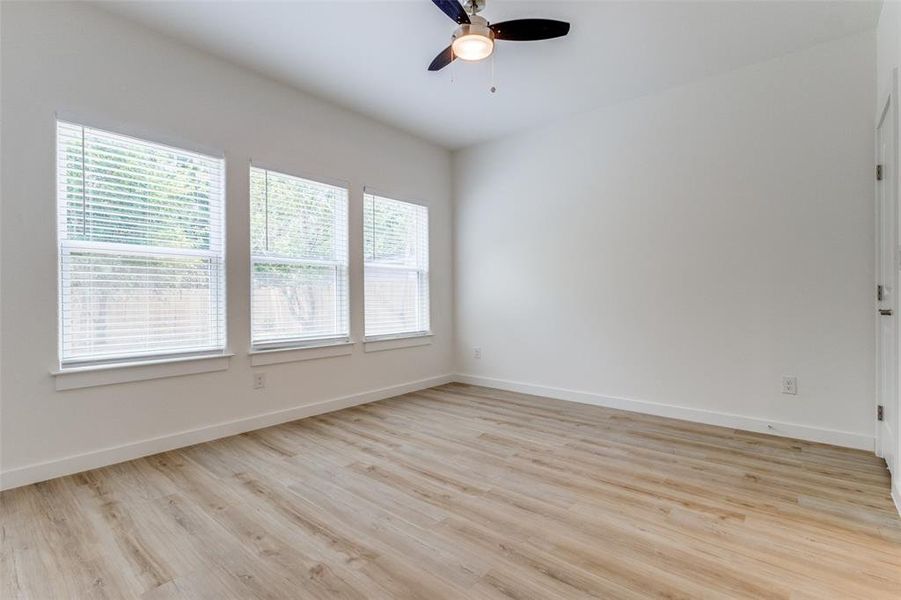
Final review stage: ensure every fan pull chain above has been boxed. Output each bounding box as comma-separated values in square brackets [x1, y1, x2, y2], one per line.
[489, 52, 496, 93]
[450, 47, 456, 85]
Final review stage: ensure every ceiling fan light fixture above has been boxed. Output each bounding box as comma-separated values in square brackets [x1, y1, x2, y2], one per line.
[452, 19, 494, 61]
[427, 0, 570, 72]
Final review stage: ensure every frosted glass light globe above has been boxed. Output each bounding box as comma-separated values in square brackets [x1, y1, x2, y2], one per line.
[452, 33, 494, 61]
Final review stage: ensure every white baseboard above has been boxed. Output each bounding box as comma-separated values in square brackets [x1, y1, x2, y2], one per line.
[454, 374, 874, 452]
[892, 481, 901, 518]
[0, 374, 454, 491]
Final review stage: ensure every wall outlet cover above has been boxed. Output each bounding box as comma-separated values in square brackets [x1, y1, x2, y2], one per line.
[253, 373, 266, 390]
[782, 376, 798, 395]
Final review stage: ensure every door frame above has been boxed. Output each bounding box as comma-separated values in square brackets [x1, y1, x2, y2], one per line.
[875, 67, 900, 497]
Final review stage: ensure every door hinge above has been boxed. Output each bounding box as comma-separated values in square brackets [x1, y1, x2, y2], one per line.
[877, 405, 884, 421]
[876, 164, 883, 181]
[877, 284, 884, 302]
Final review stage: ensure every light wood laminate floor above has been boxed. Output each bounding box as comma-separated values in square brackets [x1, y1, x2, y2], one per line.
[2, 383, 900, 599]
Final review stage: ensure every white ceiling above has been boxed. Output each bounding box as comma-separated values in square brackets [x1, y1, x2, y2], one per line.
[98, 1, 882, 149]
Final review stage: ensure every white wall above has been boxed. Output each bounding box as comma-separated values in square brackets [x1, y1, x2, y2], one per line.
[0, 2, 453, 487]
[454, 32, 877, 448]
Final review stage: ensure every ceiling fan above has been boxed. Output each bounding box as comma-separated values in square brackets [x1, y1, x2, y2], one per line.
[428, 0, 570, 71]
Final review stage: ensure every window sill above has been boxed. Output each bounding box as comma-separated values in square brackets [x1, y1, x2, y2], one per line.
[364, 332, 433, 353]
[249, 341, 354, 366]
[52, 353, 234, 391]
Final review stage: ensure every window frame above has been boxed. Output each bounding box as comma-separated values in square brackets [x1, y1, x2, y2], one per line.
[248, 164, 351, 352]
[362, 189, 431, 342]
[55, 120, 228, 370]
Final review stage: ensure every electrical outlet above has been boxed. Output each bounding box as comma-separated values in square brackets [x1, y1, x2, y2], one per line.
[473, 347, 482, 359]
[253, 373, 266, 390]
[781, 376, 798, 395]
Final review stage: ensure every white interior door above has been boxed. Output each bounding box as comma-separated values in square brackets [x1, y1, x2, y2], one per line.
[876, 70, 899, 480]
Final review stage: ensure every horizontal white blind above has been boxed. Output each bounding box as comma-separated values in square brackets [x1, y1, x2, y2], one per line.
[363, 192, 429, 338]
[57, 121, 226, 365]
[250, 167, 349, 348]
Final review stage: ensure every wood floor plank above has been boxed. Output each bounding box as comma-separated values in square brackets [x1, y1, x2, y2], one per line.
[2, 382, 899, 599]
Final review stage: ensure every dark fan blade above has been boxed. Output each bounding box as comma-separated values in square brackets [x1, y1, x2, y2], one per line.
[430, 0, 470, 24]
[489, 19, 570, 41]
[428, 45, 456, 71]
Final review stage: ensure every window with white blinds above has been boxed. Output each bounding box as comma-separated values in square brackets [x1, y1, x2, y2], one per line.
[250, 167, 349, 348]
[363, 192, 430, 339]
[56, 121, 226, 366]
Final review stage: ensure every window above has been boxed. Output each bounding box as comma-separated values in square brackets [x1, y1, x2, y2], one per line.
[363, 192, 430, 339]
[56, 122, 226, 366]
[250, 167, 349, 349]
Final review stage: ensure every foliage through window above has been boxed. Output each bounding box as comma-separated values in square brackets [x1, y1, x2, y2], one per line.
[57, 122, 226, 365]
[363, 193, 430, 338]
[250, 167, 349, 348]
